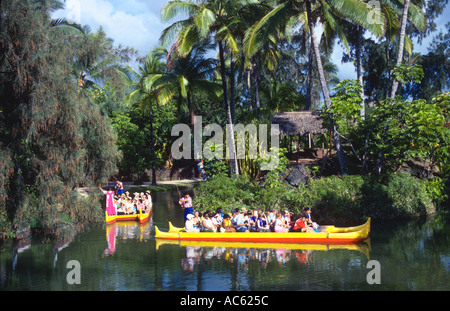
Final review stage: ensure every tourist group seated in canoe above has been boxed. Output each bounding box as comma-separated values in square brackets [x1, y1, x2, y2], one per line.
[184, 206, 321, 234]
[101, 186, 152, 215]
[115, 191, 152, 215]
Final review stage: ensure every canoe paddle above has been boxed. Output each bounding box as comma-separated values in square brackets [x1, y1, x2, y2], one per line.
[176, 186, 184, 209]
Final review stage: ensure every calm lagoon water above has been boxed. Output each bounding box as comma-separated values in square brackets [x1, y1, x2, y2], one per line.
[1, 188, 449, 291]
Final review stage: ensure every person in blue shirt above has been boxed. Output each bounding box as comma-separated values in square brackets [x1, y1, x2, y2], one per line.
[257, 212, 270, 232]
[303, 207, 320, 232]
[235, 208, 249, 232]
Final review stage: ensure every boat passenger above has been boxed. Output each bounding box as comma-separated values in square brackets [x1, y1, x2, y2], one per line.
[136, 201, 143, 213]
[274, 214, 289, 233]
[268, 209, 277, 222]
[230, 209, 238, 227]
[221, 214, 236, 232]
[256, 212, 270, 232]
[116, 197, 125, 214]
[211, 213, 222, 231]
[248, 212, 257, 232]
[303, 207, 319, 231]
[192, 211, 202, 229]
[201, 213, 216, 232]
[216, 208, 224, 223]
[267, 209, 277, 231]
[282, 210, 291, 230]
[126, 199, 134, 214]
[185, 214, 200, 233]
[293, 213, 315, 233]
[145, 190, 152, 207]
[289, 211, 295, 228]
[142, 195, 150, 212]
[235, 209, 249, 233]
[240, 206, 248, 216]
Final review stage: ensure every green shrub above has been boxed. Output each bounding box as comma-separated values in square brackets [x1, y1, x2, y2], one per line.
[379, 173, 435, 219]
[285, 173, 435, 224]
[282, 175, 365, 224]
[193, 174, 259, 214]
[424, 177, 448, 207]
[194, 173, 436, 225]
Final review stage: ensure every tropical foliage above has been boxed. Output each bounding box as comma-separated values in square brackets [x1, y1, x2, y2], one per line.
[1, 0, 449, 237]
[194, 172, 436, 224]
[0, 0, 124, 233]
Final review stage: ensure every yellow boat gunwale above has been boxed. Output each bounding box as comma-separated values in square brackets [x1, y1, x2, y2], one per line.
[105, 203, 153, 224]
[168, 218, 370, 234]
[155, 218, 370, 244]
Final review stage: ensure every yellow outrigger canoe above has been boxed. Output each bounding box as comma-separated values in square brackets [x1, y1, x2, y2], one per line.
[105, 203, 153, 224]
[154, 218, 370, 244]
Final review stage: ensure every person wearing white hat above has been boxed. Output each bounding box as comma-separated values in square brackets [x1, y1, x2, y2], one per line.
[185, 214, 200, 233]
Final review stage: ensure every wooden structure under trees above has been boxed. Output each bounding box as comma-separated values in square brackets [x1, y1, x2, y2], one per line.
[272, 111, 326, 136]
[272, 111, 327, 151]
[271, 111, 330, 165]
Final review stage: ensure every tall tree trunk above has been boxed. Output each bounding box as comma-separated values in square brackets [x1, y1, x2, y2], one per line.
[218, 40, 239, 176]
[390, 0, 410, 98]
[188, 89, 195, 129]
[188, 90, 208, 180]
[149, 103, 157, 186]
[356, 25, 365, 119]
[386, 39, 391, 99]
[253, 59, 262, 120]
[230, 52, 236, 124]
[306, 0, 347, 174]
[305, 34, 313, 111]
[247, 70, 253, 112]
[187, 90, 198, 177]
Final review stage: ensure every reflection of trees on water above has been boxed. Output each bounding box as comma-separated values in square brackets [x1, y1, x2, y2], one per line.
[11, 228, 78, 271]
[11, 236, 32, 272]
[369, 212, 450, 290]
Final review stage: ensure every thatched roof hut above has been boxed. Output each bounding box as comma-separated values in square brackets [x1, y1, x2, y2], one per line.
[272, 111, 326, 136]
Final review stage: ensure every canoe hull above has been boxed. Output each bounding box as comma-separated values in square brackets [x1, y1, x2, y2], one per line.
[156, 218, 370, 244]
[105, 203, 152, 224]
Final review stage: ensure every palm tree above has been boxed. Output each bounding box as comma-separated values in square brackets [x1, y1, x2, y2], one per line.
[159, 41, 221, 172]
[390, 0, 426, 98]
[161, 0, 254, 176]
[244, 1, 336, 173]
[52, 20, 137, 115]
[158, 41, 219, 120]
[245, 0, 390, 173]
[59, 24, 135, 89]
[305, 0, 351, 172]
[127, 50, 167, 185]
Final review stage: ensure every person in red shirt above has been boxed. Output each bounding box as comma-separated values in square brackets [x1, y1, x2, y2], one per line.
[293, 213, 315, 233]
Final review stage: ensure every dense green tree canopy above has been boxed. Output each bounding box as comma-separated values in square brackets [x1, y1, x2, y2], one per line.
[1, 0, 449, 237]
[0, 0, 122, 232]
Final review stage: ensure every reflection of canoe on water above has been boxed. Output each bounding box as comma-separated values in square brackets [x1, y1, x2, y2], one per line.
[105, 203, 152, 224]
[155, 238, 371, 259]
[154, 218, 370, 244]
